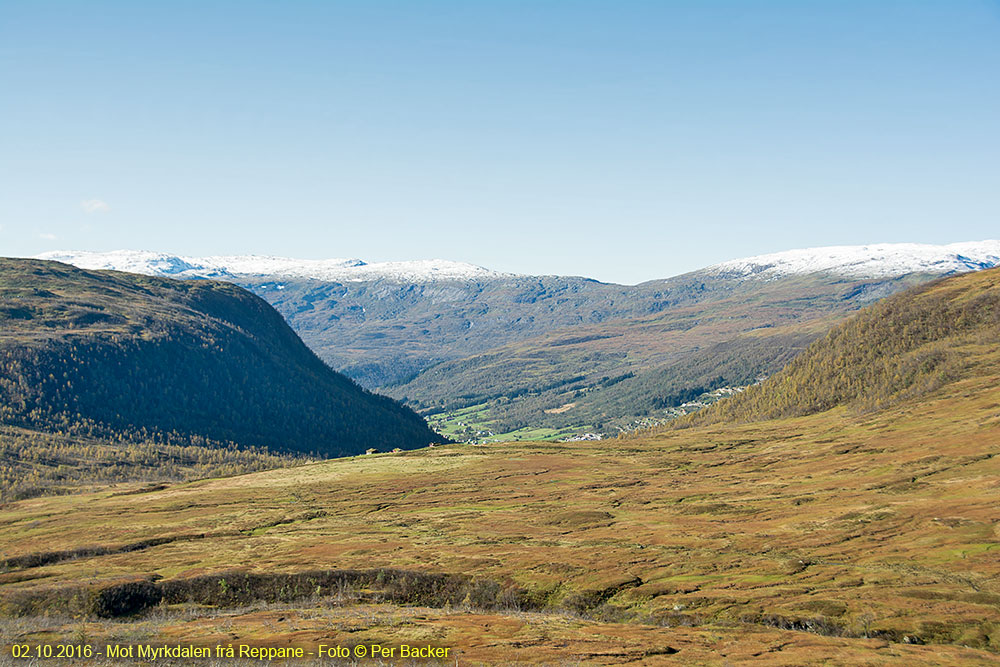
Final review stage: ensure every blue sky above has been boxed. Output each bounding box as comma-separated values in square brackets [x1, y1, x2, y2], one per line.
[2, 1, 998, 284]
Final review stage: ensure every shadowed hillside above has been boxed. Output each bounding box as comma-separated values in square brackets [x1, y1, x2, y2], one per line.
[0, 259, 440, 463]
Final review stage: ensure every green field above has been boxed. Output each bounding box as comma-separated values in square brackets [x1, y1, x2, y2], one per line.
[424, 383, 755, 444]
[425, 402, 596, 442]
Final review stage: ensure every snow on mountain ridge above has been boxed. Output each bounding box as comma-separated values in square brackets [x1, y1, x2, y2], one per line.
[34, 250, 510, 283]
[35, 241, 1000, 285]
[707, 241, 1000, 280]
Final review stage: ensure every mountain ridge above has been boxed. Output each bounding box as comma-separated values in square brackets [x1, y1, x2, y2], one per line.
[36, 250, 512, 284]
[704, 240, 1000, 281]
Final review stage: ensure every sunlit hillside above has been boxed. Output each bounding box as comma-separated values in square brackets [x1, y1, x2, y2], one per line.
[682, 266, 1000, 425]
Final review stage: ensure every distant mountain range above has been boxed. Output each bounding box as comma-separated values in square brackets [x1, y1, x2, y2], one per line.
[36, 241, 1000, 439]
[39, 240, 1000, 283]
[36, 250, 511, 283]
[704, 241, 1000, 279]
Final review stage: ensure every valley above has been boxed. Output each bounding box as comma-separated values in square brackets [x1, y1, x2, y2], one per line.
[425, 382, 753, 444]
[40, 242, 1000, 441]
[1, 263, 999, 664]
[7, 2, 997, 663]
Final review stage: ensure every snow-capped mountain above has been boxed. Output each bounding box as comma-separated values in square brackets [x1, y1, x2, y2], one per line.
[707, 241, 1000, 280]
[37, 241, 1000, 286]
[34, 250, 511, 283]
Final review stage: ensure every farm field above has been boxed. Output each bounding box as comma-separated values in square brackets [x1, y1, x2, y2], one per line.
[425, 402, 591, 443]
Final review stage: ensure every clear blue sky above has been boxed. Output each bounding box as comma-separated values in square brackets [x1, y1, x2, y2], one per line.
[2, 1, 998, 284]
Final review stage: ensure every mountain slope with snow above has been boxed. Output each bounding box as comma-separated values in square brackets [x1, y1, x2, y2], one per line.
[704, 241, 1000, 280]
[35, 250, 511, 283]
[37, 240, 1000, 285]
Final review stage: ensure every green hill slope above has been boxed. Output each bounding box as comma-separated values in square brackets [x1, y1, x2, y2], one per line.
[0, 259, 440, 459]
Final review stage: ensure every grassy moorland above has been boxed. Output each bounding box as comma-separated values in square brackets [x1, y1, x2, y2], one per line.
[2, 376, 999, 662]
[1, 269, 999, 664]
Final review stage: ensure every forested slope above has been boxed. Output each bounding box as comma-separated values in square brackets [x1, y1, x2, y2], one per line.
[388, 273, 929, 435]
[0, 259, 440, 458]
